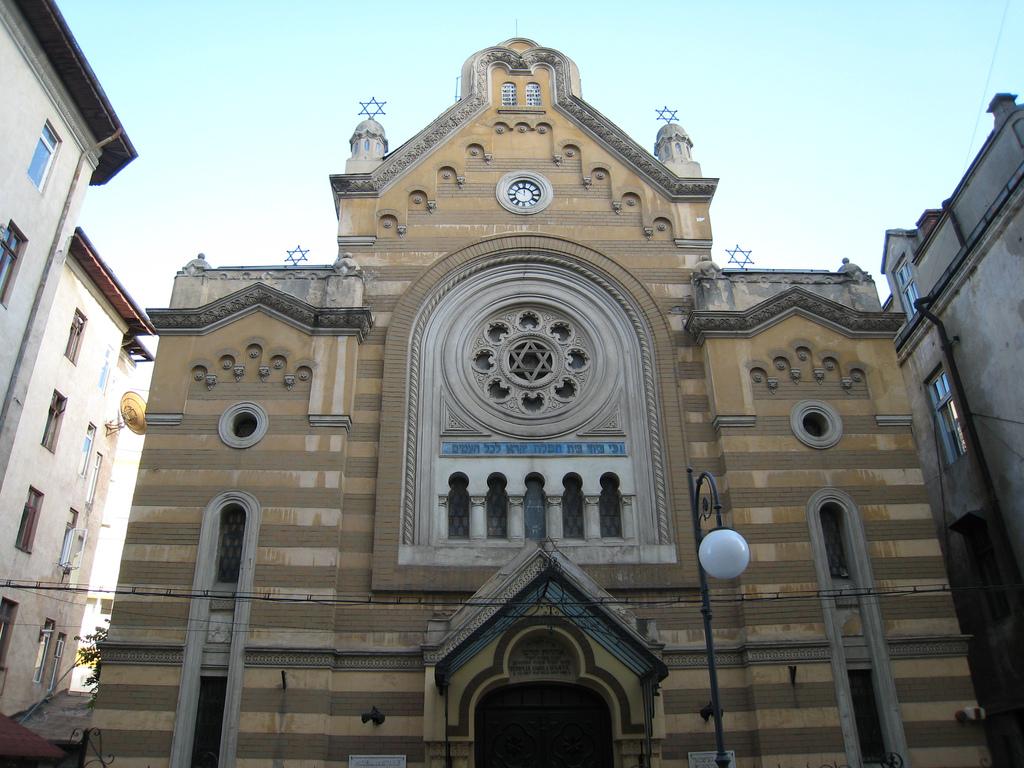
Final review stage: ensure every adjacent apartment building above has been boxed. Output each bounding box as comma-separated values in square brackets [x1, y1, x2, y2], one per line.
[94, 39, 987, 767]
[0, 0, 145, 715]
[881, 93, 1024, 766]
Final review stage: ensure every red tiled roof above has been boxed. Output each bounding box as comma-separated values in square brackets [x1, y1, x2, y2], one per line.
[0, 714, 66, 760]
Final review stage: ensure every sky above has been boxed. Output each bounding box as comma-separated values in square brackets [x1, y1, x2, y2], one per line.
[56, 0, 1023, 312]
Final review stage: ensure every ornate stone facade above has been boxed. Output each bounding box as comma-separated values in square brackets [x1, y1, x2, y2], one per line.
[94, 38, 987, 768]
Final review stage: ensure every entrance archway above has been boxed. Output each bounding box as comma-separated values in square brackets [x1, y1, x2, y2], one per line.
[475, 683, 613, 768]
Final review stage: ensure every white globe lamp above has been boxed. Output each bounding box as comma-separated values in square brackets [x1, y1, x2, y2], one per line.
[698, 528, 750, 580]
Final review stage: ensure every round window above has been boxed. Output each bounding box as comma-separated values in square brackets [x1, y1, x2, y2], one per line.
[495, 171, 554, 215]
[218, 402, 269, 449]
[790, 400, 842, 449]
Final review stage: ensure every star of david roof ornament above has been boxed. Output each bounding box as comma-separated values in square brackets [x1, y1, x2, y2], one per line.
[284, 245, 309, 266]
[358, 97, 387, 119]
[655, 106, 679, 124]
[725, 244, 754, 269]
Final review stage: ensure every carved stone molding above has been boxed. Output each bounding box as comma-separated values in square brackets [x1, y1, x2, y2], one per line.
[101, 644, 184, 666]
[330, 44, 718, 202]
[686, 287, 905, 341]
[308, 414, 353, 430]
[662, 636, 971, 668]
[150, 284, 373, 340]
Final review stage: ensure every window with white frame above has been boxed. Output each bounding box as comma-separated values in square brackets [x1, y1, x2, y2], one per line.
[79, 424, 96, 475]
[525, 82, 542, 106]
[929, 370, 967, 463]
[58, 508, 86, 572]
[86, 452, 103, 506]
[98, 345, 114, 391]
[1, 221, 25, 304]
[501, 82, 517, 106]
[27, 123, 60, 189]
[32, 618, 55, 683]
[65, 310, 87, 362]
[47, 632, 66, 691]
[894, 260, 920, 316]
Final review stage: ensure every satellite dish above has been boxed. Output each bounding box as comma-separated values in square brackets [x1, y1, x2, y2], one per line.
[119, 391, 148, 435]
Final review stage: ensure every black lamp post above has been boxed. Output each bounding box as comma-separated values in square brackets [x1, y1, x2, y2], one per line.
[687, 468, 750, 768]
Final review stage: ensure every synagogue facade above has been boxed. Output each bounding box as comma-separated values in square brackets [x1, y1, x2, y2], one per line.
[94, 40, 987, 768]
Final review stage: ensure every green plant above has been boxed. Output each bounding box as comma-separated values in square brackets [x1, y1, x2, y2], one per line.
[75, 621, 108, 706]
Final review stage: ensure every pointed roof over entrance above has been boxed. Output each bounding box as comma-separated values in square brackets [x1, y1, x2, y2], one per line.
[425, 543, 667, 687]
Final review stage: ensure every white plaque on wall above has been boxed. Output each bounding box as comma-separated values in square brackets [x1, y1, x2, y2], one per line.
[349, 757, 406, 768]
[688, 751, 736, 768]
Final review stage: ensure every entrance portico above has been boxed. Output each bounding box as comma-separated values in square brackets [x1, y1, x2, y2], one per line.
[422, 544, 668, 768]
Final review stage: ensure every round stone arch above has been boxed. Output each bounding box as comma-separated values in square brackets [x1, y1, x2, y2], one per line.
[372, 234, 686, 575]
[448, 620, 646, 742]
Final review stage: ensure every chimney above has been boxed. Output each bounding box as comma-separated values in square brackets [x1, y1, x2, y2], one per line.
[987, 93, 1019, 130]
[916, 209, 942, 241]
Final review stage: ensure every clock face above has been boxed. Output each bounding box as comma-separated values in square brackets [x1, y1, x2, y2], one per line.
[507, 180, 542, 208]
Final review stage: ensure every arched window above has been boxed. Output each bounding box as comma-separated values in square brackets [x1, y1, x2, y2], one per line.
[599, 473, 622, 537]
[486, 473, 508, 538]
[501, 82, 517, 106]
[525, 82, 541, 106]
[363, 139, 370, 151]
[216, 505, 246, 584]
[819, 502, 850, 579]
[447, 473, 470, 539]
[524, 473, 546, 539]
[675, 142, 682, 153]
[561, 474, 584, 539]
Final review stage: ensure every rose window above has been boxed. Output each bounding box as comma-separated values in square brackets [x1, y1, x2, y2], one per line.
[471, 309, 590, 416]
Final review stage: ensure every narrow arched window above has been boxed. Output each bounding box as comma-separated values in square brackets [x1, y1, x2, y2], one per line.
[363, 139, 370, 151]
[486, 473, 508, 538]
[561, 474, 584, 539]
[501, 82, 517, 106]
[447, 473, 470, 539]
[525, 82, 541, 106]
[820, 502, 850, 579]
[599, 473, 622, 537]
[675, 142, 682, 153]
[524, 473, 546, 540]
[216, 505, 246, 584]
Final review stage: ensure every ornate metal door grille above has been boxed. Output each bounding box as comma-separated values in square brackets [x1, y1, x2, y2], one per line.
[476, 684, 612, 768]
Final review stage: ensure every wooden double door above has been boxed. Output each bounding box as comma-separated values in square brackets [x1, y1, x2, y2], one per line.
[475, 684, 613, 768]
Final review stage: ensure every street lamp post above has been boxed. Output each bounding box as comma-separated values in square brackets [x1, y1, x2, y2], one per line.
[687, 467, 750, 768]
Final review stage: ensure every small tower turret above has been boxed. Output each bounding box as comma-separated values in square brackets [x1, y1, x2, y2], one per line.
[655, 122, 702, 177]
[346, 118, 388, 173]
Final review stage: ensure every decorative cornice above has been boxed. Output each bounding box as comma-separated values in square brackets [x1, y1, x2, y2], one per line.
[308, 414, 353, 431]
[712, 415, 756, 431]
[149, 284, 373, 340]
[686, 287, 905, 342]
[330, 45, 718, 203]
[663, 636, 969, 668]
[102, 642, 424, 670]
[146, 412, 183, 426]
[875, 414, 913, 427]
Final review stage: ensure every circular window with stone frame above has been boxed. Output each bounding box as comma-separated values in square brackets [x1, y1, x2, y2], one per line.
[496, 171, 554, 215]
[790, 399, 842, 449]
[218, 402, 269, 449]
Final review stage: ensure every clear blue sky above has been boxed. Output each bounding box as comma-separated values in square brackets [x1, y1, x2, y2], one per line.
[57, 0, 1022, 311]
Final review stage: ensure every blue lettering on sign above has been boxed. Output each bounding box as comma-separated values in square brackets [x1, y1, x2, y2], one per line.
[441, 441, 626, 456]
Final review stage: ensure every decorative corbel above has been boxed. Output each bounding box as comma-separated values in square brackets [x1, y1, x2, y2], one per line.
[396, 224, 407, 238]
[426, 200, 437, 214]
[233, 365, 245, 382]
[766, 377, 779, 394]
[813, 368, 825, 384]
[582, 176, 592, 189]
[643, 226, 654, 241]
[552, 154, 563, 167]
[790, 368, 801, 384]
[456, 175, 465, 189]
[283, 374, 296, 391]
[258, 365, 270, 382]
[612, 201, 623, 215]
[483, 153, 493, 164]
[205, 374, 218, 391]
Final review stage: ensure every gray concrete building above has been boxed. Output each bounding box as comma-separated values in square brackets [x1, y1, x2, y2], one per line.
[881, 93, 1024, 766]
